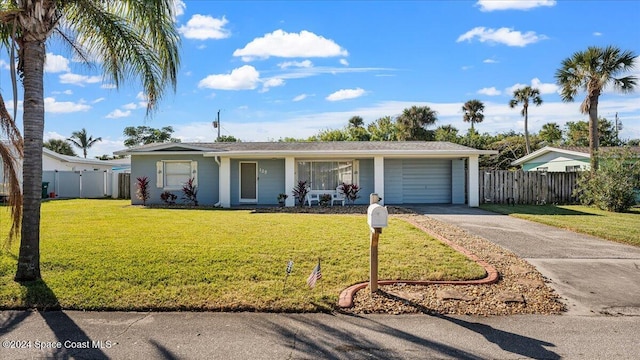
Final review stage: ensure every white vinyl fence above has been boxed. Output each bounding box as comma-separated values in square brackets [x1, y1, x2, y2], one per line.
[42, 170, 129, 199]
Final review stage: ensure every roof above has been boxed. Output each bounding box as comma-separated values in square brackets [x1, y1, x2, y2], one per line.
[114, 141, 497, 157]
[43, 148, 122, 167]
[511, 146, 640, 166]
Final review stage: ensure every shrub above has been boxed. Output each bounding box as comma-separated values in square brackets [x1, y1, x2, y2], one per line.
[182, 178, 198, 206]
[319, 193, 331, 207]
[292, 180, 309, 206]
[339, 182, 361, 205]
[574, 147, 640, 212]
[136, 176, 150, 206]
[160, 191, 177, 205]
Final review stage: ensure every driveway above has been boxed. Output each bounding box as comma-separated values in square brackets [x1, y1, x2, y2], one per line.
[408, 205, 640, 316]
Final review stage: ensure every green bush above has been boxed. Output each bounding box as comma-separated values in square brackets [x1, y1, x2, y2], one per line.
[574, 147, 640, 212]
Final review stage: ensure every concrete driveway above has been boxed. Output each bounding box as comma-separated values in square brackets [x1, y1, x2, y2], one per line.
[408, 205, 640, 316]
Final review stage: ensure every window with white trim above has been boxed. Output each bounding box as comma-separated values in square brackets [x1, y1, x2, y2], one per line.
[565, 165, 582, 172]
[156, 161, 198, 189]
[297, 160, 357, 190]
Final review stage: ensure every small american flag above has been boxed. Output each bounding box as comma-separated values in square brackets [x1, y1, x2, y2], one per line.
[286, 260, 294, 275]
[306, 260, 322, 288]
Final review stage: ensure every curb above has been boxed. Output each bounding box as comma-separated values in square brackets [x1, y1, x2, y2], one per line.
[338, 218, 500, 308]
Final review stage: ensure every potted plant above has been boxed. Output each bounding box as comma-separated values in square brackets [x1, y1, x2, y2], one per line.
[277, 193, 288, 207]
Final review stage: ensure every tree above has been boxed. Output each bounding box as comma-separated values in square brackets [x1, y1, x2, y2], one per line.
[367, 116, 398, 141]
[0, 94, 23, 240]
[216, 135, 239, 142]
[311, 128, 349, 141]
[555, 45, 637, 171]
[434, 125, 459, 143]
[462, 99, 485, 131]
[347, 115, 364, 128]
[123, 126, 181, 147]
[565, 119, 620, 147]
[538, 123, 562, 145]
[3, 1, 180, 282]
[509, 86, 543, 155]
[396, 105, 438, 141]
[43, 139, 76, 156]
[67, 128, 101, 158]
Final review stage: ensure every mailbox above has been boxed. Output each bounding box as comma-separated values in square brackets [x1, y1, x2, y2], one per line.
[367, 203, 388, 229]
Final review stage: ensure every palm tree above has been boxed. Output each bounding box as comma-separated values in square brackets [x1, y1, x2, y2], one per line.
[1, 1, 180, 282]
[555, 45, 637, 171]
[462, 99, 485, 131]
[44, 139, 76, 156]
[396, 105, 438, 140]
[67, 128, 102, 158]
[538, 122, 562, 145]
[509, 86, 543, 155]
[0, 93, 23, 240]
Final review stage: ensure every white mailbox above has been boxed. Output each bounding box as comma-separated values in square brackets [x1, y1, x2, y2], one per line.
[367, 203, 388, 229]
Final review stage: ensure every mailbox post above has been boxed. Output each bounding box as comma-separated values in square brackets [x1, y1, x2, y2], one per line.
[367, 193, 388, 294]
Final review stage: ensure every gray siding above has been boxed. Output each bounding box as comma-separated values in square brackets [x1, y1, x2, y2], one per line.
[451, 159, 465, 204]
[384, 159, 404, 204]
[231, 159, 285, 205]
[356, 158, 375, 205]
[131, 155, 218, 205]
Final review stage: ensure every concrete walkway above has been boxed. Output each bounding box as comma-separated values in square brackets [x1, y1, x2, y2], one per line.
[409, 205, 640, 316]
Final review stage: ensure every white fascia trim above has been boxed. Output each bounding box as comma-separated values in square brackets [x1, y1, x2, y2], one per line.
[203, 150, 498, 158]
[122, 151, 208, 156]
[511, 147, 588, 166]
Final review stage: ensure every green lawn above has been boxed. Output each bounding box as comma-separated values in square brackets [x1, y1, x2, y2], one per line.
[0, 200, 485, 312]
[481, 204, 640, 247]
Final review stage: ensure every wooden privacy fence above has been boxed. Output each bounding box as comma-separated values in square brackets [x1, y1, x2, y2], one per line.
[480, 170, 579, 205]
[118, 173, 131, 199]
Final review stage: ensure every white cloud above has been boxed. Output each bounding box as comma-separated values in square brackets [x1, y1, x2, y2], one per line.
[326, 88, 366, 101]
[340, 59, 349, 66]
[59, 73, 102, 86]
[278, 60, 313, 69]
[293, 94, 308, 102]
[198, 65, 260, 90]
[478, 87, 501, 96]
[172, 0, 186, 18]
[461, 65, 473, 71]
[483, 58, 498, 64]
[122, 102, 140, 110]
[44, 97, 91, 113]
[101, 83, 116, 89]
[506, 78, 558, 95]
[92, 97, 105, 104]
[260, 78, 285, 92]
[0, 59, 10, 70]
[457, 27, 547, 47]
[178, 14, 230, 40]
[233, 30, 348, 61]
[105, 109, 131, 119]
[476, 0, 556, 11]
[593, 32, 602, 36]
[45, 53, 70, 73]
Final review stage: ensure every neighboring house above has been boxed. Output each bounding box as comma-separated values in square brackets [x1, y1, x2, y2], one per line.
[511, 146, 640, 172]
[42, 148, 128, 171]
[115, 141, 496, 207]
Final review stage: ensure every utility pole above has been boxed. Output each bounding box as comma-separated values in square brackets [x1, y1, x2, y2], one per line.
[212, 110, 221, 141]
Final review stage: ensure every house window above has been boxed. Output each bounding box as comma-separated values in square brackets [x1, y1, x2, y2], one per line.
[566, 165, 582, 172]
[156, 160, 198, 189]
[536, 167, 548, 172]
[297, 161, 355, 190]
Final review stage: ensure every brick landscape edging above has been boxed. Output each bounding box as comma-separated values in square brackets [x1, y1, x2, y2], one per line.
[338, 218, 500, 308]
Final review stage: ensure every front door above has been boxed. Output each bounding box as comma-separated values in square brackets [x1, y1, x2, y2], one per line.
[240, 162, 257, 203]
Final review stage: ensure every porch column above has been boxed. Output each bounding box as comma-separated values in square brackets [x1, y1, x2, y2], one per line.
[285, 156, 295, 207]
[468, 155, 479, 207]
[374, 156, 384, 205]
[219, 157, 231, 208]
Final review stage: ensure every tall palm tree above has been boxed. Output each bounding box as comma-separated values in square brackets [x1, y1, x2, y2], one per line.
[555, 45, 637, 171]
[462, 99, 485, 131]
[67, 128, 101, 158]
[396, 105, 438, 140]
[509, 86, 543, 155]
[1, 1, 180, 282]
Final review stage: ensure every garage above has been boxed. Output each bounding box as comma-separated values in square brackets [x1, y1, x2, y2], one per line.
[384, 159, 453, 204]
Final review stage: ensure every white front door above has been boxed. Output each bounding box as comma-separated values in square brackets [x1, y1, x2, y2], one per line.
[240, 162, 257, 203]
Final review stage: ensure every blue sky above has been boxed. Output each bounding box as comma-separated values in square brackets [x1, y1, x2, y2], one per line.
[3, 0, 640, 158]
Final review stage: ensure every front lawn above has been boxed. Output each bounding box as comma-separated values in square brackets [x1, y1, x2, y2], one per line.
[0, 200, 485, 312]
[481, 204, 640, 247]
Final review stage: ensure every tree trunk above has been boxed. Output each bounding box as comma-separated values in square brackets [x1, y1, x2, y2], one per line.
[524, 105, 531, 155]
[589, 95, 599, 172]
[15, 40, 46, 282]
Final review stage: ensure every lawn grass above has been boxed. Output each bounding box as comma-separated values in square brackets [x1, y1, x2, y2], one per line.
[481, 204, 640, 247]
[0, 199, 486, 312]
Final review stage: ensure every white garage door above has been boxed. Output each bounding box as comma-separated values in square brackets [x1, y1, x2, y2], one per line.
[384, 159, 452, 204]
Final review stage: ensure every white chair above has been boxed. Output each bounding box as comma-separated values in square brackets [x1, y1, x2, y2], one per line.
[331, 187, 345, 206]
[306, 192, 320, 206]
